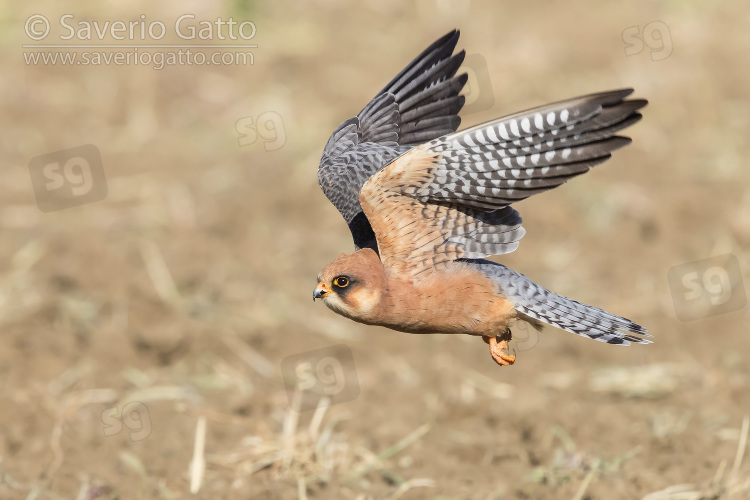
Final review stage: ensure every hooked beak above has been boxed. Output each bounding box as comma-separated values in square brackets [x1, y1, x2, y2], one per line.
[313, 282, 331, 301]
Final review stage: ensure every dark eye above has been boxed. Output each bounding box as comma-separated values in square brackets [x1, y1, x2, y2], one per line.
[333, 276, 349, 288]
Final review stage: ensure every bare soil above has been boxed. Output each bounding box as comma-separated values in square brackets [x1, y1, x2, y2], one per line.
[1, 1, 749, 499]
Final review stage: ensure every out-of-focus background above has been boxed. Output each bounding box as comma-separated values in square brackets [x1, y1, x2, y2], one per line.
[1, 1, 749, 499]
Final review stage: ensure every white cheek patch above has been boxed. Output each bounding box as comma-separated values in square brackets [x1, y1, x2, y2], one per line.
[324, 294, 354, 317]
[353, 289, 380, 315]
[324, 288, 381, 319]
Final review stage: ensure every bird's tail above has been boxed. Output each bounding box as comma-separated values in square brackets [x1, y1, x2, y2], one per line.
[471, 260, 651, 345]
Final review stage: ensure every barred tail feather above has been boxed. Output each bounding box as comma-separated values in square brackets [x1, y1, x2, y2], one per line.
[470, 260, 651, 345]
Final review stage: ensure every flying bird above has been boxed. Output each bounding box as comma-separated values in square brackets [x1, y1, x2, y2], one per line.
[314, 30, 650, 366]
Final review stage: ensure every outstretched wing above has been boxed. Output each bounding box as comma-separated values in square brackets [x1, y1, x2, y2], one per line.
[359, 89, 647, 276]
[318, 30, 468, 250]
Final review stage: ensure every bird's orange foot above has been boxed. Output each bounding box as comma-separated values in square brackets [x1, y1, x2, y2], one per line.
[483, 336, 516, 366]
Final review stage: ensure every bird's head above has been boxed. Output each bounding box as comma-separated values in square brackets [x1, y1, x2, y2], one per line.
[313, 248, 386, 321]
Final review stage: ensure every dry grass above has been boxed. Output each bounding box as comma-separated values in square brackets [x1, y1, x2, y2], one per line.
[644, 417, 750, 500]
[2, 0, 750, 498]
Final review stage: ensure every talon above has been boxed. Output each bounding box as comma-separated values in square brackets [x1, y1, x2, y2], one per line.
[501, 327, 512, 342]
[483, 335, 516, 366]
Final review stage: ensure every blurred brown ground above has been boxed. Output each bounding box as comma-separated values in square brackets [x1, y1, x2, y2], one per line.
[1, 1, 750, 499]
